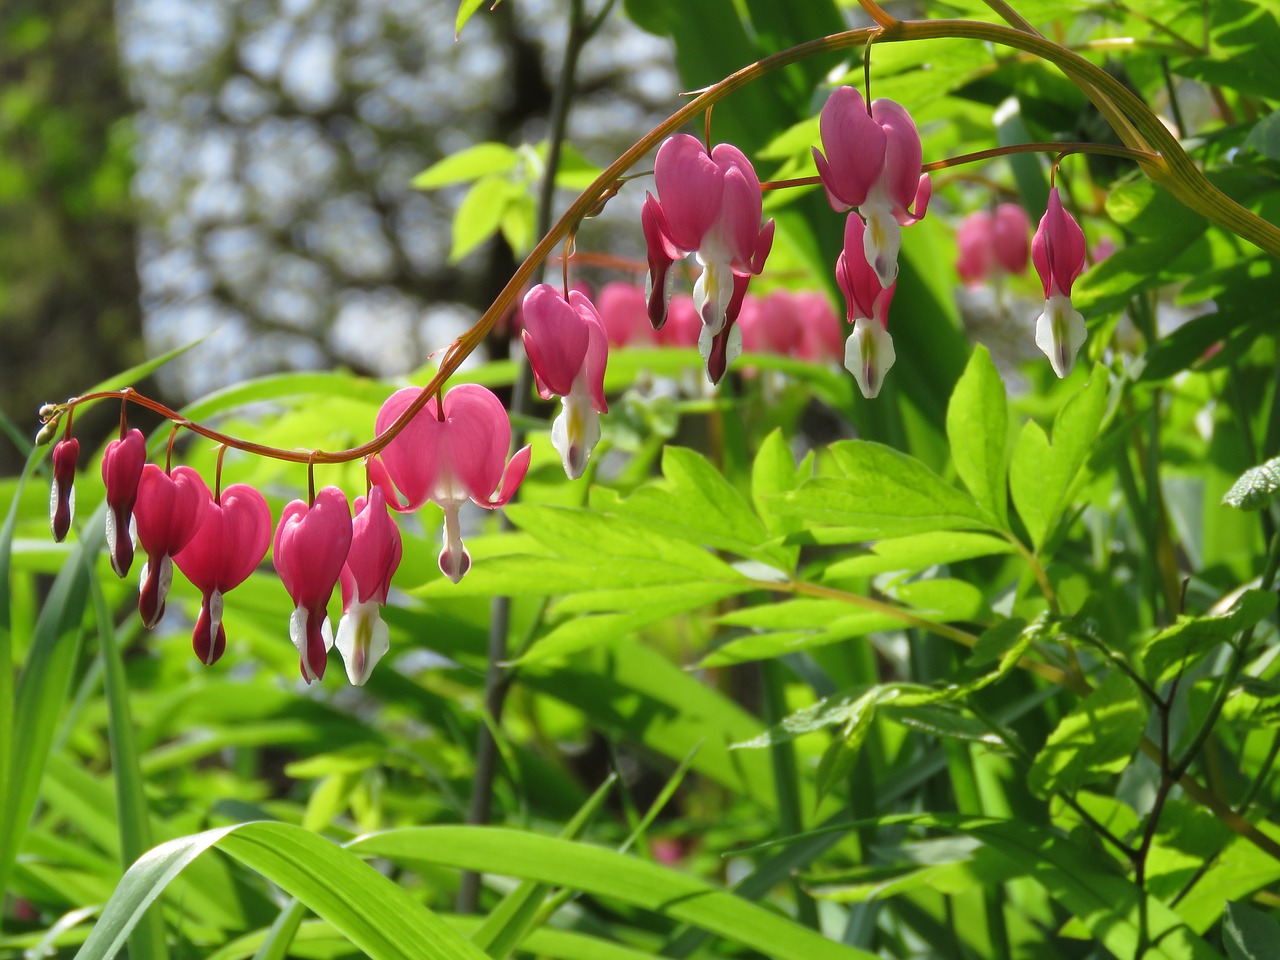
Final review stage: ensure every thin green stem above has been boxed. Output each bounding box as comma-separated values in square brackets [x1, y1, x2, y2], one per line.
[458, 0, 593, 916]
[761, 662, 820, 929]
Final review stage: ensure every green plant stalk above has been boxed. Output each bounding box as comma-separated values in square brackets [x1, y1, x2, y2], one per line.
[761, 661, 820, 929]
[459, 0, 600, 915]
[942, 740, 1011, 960]
[89, 578, 168, 960]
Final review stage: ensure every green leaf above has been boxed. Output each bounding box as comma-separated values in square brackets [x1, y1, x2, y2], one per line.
[1223, 457, 1280, 510]
[517, 635, 785, 807]
[946, 345, 1009, 527]
[815, 691, 878, 803]
[413, 142, 516, 188]
[772, 441, 994, 539]
[821, 531, 1015, 580]
[966, 819, 1220, 960]
[1224, 901, 1280, 960]
[212, 917, 661, 960]
[454, 0, 488, 37]
[1244, 110, 1280, 162]
[75, 822, 492, 960]
[507, 504, 741, 581]
[0, 457, 32, 929]
[351, 827, 876, 960]
[609, 446, 776, 562]
[1176, 1, 1280, 99]
[1142, 590, 1277, 683]
[500, 191, 536, 256]
[1027, 672, 1148, 798]
[1009, 367, 1109, 547]
[880, 703, 1004, 746]
[451, 175, 521, 262]
[751, 427, 806, 542]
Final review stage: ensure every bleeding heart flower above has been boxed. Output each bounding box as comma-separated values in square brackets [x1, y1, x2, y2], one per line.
[794, 291, 844, 364]
[101, 428, 147, 578]
[837, 213, 897, 399]
[738, 291, 804, 358]
[173, 483, 272, 666]
[49, 437, 80, 543]
[371, 383, 530, 583]
[521, 283, 609, 479]
[334, 487, 402, 685]
[273, 486, 353, 683]
[813, 87, 931, 287]
[597, 282, 657, 348]
[642, 134, 774, 382]
[1032, 186, 1088, 377]
[957, 204, 1031, 286]
[134, 464, 209, 628]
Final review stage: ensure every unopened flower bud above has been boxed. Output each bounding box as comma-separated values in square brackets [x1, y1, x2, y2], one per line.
[49, 438, 80, 542]
[102, 429, 147, 578]
[35, 420, 59, 446]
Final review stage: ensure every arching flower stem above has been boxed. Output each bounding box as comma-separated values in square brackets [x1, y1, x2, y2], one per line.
[38, 15, 1280, 462]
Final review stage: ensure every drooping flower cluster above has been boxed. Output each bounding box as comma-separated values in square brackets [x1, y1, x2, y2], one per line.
[814, 86, 931, 288]
[43, 381, 535, 685]
[812, 86, 931, 398]
[594, 279, 842, 367]
[642, 134, 775, 384]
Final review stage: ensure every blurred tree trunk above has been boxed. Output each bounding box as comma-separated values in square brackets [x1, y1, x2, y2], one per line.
[0, 0, 146, 472]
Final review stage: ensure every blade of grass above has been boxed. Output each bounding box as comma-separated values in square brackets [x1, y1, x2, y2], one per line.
[352, 826, 877, 960]
[0, 456, 36, 935]
[248, 898, 308, 960]
[762, 660, 820, 928]
[0, 503, 103, 920]
[75, 821, 494, 960]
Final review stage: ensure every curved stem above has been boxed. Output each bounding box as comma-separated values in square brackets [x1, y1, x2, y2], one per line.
[46, 16, 1280, 462]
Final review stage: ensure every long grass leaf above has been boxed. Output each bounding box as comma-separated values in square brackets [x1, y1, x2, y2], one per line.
[0, 503, 103, 913]
[353, 826, 876, 960]
[75, 821, 492, 960]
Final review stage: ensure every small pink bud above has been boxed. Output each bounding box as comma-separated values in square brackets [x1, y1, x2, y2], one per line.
[49, 438, 80, 543]
[102, 429, 147, 578]
[992, 203, 1030, 275]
